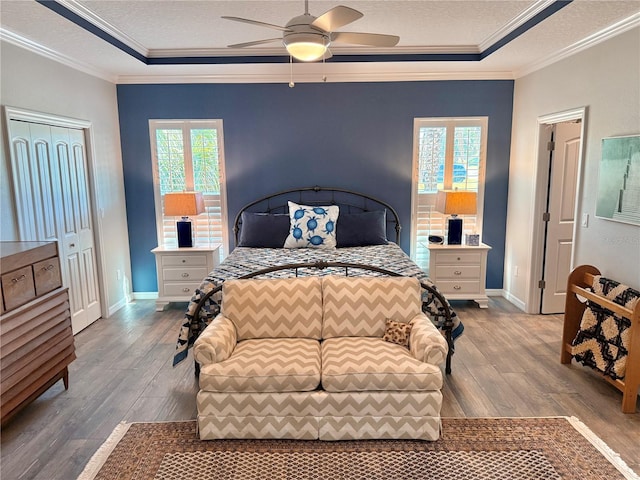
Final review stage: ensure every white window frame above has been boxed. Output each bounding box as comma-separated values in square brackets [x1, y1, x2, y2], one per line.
[149, 119, 229, 259]
[410, 117, 488, 269]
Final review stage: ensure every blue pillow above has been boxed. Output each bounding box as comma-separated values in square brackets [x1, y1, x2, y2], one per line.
[336, 210, 388, 247]
[284, 202, 340, 249]
[237, 212, 290, 248]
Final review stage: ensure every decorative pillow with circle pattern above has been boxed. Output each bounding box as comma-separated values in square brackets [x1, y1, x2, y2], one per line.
[382, 318, 413, 348]
[284, 201, 339, 249]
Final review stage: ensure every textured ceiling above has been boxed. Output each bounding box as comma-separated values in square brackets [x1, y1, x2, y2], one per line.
[1, 0, 639, 83]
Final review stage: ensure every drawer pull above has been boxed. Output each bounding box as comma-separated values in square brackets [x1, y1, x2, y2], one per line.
[70, 243, 76, 248]
[181, 273, 190, 278]
[454, 270, 462, 275]
[453, 285, 462, 290]
[42, 264, 55, 271]
[182, 259, 186, 263]
[457, 257, 461, 261]
[11, 274, 27, 284]
[182, 287, 191, 292]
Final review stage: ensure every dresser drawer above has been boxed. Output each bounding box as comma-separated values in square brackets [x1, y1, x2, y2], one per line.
[162, 267, 208, 282]
[161, 254, 209, 267]
[435, 265, 480, 280]
[436, 252, 482, 264]
[437, 280, 481, 295]
[1, 266, 36, 311]
[164, 282, 202, 297]
[33, 257, 62, 296]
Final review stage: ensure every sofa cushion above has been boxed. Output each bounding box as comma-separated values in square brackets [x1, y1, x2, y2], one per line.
[221, 277, 323, 340]
[321, 276, 423, 338]
[321, 337, 442, 392]
[199, 338, 321, 393]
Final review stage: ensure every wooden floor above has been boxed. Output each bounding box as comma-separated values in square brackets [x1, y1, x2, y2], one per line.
[1, 297, 638, 479]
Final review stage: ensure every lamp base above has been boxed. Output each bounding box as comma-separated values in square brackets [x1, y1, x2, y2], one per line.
[176, 220, 193, 248]
[447, 217, 463, 245]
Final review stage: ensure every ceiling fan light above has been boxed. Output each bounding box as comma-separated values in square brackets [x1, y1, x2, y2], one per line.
[284, 32, 328, 61]
[286, 42, 327, 61]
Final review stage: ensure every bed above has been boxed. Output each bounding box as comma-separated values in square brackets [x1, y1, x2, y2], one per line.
[172, 186, 461, 372]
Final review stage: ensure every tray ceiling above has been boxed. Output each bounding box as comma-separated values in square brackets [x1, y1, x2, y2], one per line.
[1, 0, 638, 83]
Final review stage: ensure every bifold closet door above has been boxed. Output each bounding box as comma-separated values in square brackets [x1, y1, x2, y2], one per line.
[8, 120, 101, 333]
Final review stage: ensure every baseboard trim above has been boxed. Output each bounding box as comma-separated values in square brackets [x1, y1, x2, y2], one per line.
[107, 298, 128, 317]
[133, 292, 158, 300]
[486, 288, 504, 297]
[502, 290, 527, 311]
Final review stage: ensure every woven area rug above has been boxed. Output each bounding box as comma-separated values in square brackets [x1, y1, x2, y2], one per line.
[78, 417, 638, 480]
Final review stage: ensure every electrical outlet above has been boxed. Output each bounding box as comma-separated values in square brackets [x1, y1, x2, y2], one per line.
[116, 269, 121, 280]
[514, 266, 519, 277]
[581, 213, 589, 227]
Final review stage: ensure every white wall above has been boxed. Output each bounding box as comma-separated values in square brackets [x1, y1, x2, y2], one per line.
[1, 41, 132, 316]
[505, 27, 640, 309]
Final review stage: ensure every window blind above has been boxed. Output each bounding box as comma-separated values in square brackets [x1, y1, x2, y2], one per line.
[411, 118, 487, 273]
[150, 120, 228, 261]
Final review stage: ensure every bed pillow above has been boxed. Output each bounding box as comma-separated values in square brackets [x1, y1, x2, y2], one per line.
[336, 210, 388, 247]
[237, 212, 291, 248]
[284, 201, 339, 249]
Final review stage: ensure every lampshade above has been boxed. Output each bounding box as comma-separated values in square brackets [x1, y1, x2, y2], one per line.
[284, 33, 328, 62]
[164, 192, 205, 217]
[435, 190, 477, 215]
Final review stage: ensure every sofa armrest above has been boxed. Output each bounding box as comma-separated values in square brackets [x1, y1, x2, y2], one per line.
[193, 314, 237, 366]
[409, 313, 449, 366]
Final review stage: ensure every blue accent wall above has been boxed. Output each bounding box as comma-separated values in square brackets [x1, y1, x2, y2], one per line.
[117, 81, 513, 292]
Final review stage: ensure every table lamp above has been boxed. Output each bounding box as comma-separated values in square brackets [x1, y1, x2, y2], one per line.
[435, 190, 477, 245]
[164, 192, 205, 248]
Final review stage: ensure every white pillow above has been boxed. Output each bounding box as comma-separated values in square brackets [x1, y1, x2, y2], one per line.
[284, 201, 339, 249]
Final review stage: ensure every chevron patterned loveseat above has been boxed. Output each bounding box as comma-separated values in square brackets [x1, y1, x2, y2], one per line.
[193, 275, 448, 441]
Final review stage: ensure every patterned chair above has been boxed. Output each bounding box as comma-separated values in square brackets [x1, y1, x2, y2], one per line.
[193, 275, 448, 440]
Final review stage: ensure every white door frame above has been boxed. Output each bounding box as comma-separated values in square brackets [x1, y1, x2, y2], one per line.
[4, 105, 108, 320]
[526, 106, 587, 313]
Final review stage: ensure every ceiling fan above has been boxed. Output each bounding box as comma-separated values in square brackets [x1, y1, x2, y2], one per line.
[222, 1, 400, 62]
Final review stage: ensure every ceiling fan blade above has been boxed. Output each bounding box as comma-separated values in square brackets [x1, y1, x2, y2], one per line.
[227, 38, 283, 49]
[330, 32, 399, 47]
[221, 16, 291, 32]
[311, 6, 363, 32]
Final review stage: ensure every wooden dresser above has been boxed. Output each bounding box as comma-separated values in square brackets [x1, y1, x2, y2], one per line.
[1, 241, 75, 425]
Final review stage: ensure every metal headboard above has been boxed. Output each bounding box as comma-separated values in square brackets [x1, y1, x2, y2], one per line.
[233, 186, 401, 244]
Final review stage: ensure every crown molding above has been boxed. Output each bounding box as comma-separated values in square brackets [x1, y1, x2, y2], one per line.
[116, 69, 514, 85]
[148, 44, 482, 58]
[0, 28, 116, 83]
[479, 0, 558, 51]
[514, 12, 640, 78]
[57, 0, 148, 55]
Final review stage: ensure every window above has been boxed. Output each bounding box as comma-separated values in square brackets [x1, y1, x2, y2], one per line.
[150, 120, 228, 259]
[411, 117, 487, 271]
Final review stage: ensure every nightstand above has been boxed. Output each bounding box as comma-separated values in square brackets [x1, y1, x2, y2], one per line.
[427, 243, 491, 308]
[151, 244, 220, 311]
